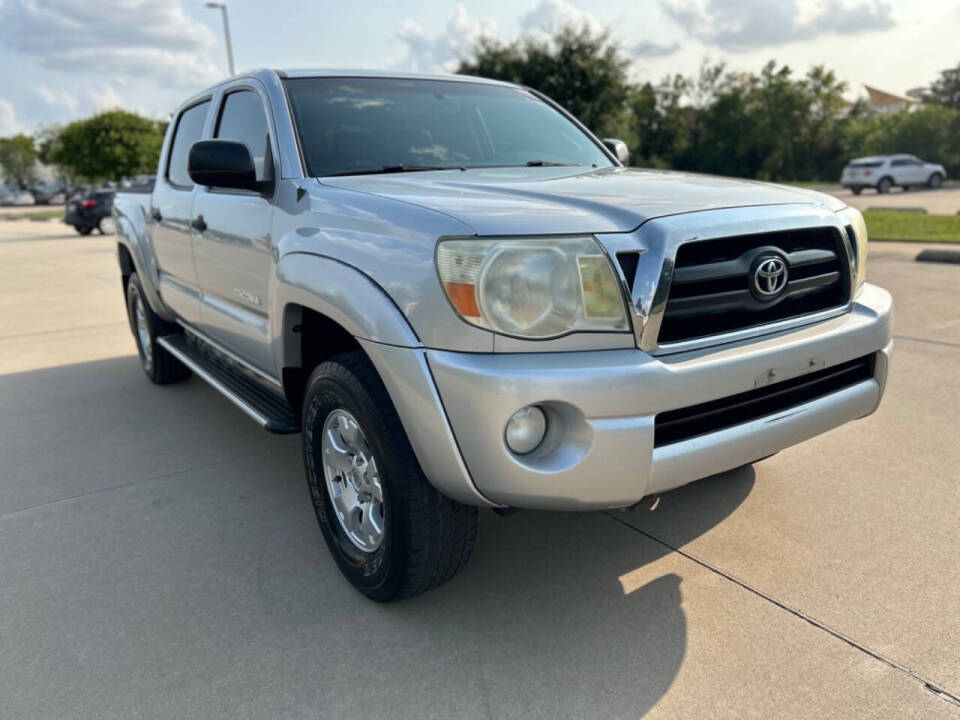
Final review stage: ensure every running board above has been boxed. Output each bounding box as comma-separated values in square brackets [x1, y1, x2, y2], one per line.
[157, 334, 300, 434]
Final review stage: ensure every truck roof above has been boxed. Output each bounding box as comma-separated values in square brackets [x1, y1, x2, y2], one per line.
[175, 67, 519, 116]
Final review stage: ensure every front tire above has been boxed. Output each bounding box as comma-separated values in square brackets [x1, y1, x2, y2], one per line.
[302, 351, 478, 601]
[928, 173, 943, 189]
[125, 273, 191, 384]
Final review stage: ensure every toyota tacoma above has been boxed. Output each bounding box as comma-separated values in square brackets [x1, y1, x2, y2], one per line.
[113, 69, 892, 601]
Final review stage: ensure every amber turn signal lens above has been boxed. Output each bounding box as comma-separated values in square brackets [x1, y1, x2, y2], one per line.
[443, 281, 481, 318]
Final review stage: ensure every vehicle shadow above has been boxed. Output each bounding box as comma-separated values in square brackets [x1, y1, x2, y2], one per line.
[392, 467, 755, 718]
[0, 355, 754, 719]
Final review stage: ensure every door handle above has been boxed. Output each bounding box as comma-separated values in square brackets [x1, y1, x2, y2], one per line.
[151, 208, 162, 222]
[191, 215, 207, 233]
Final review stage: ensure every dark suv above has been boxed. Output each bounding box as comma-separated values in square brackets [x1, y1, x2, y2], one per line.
[64, 190, 115, 235]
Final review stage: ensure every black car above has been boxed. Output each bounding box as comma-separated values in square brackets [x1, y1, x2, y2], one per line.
[64, 190, 116, 235]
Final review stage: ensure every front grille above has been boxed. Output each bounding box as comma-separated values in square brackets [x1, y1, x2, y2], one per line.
[657, 227, 850, 345]
[653, 354, 875, 447]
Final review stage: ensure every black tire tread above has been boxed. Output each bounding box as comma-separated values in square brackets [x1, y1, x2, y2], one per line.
[307, 351, 477, 599]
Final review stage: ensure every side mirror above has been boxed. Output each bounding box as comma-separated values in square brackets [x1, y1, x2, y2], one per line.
[602, 138, 630, 166]
[188, 140, 272, 194]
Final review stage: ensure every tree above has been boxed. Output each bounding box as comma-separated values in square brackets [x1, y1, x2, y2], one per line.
[0, 134, 38, 188]
[925, 62, 960, 110]
[47, 110, 166, 182]
[457, 26, 633, 140]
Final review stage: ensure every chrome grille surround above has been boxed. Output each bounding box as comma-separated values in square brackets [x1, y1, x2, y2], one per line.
[597, 203, 857, 355]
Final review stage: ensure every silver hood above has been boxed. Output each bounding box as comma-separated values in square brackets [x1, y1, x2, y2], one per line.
[321, 166, 846, 236]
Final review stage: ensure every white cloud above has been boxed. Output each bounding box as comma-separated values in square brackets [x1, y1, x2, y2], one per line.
[87, 84, 125, 112]
[663, 0, 895, 50]
[519, 0, 603, 34]
[0, 98, 23, 136]
[396, 5, 498, 72]
[0, 0, 221, 87]
[396, 0, 608, 72]
[35, 86, 80, 114]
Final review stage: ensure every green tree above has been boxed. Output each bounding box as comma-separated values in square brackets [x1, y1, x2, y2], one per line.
[457, 26, 633, 141]
[925, 62, 960, 110]
[0, 134, 38, 188]
[47, 110, 166, 182]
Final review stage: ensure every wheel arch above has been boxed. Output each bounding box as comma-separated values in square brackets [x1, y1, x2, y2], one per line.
[114, 200, 175, 321]
[272, 253, 493, 507]
[273, 252, 421, 409]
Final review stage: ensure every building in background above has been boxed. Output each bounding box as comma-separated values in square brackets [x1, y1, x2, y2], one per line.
[863, 84, 918, 114]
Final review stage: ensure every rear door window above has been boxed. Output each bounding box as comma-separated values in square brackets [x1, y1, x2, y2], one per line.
[167, 101, 210, 188]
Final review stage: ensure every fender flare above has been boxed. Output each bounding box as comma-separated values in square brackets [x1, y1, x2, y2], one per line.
[272, 251, 420, 367]
[114, 201, 176, 322]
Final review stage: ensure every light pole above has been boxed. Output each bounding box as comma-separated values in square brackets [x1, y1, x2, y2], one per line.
[205, 2, 235, 76]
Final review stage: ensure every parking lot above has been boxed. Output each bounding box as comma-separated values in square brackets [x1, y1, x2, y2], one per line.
[1, 219, 958, 718]
[828, 184, 960, 215]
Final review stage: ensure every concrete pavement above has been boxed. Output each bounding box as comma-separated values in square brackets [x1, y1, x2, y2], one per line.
[1, 220, 958, 718]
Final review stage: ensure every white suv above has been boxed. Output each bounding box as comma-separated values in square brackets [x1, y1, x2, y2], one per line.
[841, 154, 946, 195]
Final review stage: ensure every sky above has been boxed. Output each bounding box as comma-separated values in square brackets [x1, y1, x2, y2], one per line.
[0, 0, 958, 135]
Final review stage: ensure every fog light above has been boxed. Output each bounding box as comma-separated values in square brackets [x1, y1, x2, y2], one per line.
[505, 405, 547, 455]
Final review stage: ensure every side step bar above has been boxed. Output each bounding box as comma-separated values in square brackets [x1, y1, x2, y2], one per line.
[157, 334, 300, 434]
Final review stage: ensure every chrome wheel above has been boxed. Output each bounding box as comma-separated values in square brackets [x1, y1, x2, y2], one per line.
[321, 409, 385, 553]
[99, 216, 116, 235]
[134, 295, 152, 367]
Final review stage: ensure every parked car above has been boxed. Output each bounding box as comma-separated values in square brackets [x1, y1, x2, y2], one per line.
[64, 189, 116, 235]
[31, 183, 67, 205]
[113, 69, 892, 601]
[841, 154, 947, 194]
[0, 187, 36, 206]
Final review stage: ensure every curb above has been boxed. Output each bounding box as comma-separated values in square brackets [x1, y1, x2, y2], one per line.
[866, 207, 928, 214]
[916, 249, 960, 265]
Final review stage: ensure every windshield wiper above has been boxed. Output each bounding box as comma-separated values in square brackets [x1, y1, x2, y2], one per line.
[524, 160, 580, 167]
[324, 165, 459, 177]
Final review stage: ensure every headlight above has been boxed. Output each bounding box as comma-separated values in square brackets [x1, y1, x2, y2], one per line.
[838, 207, 869, 292]
[436, 236, 629, 338]
[838, 207, 867, 290]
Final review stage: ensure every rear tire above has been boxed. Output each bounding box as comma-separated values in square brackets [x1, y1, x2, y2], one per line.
[125, 273, 191, 385]
[851, 186, 862, 195]
[302, 350, 478, 601]
[928, 173, 943, 189]
[76, 226, 93, 235]
[877, 177, 893, 194]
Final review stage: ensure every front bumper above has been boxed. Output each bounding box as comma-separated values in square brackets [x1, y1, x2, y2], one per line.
[420, 283, 892, 510]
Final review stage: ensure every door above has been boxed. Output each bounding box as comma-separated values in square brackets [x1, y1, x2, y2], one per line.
[191, 88, 276, 374]
[904, 158, 926, 185]
[152, 100, 210, 323]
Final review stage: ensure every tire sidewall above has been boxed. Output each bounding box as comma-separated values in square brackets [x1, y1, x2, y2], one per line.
[126, 275, 156, 379]
[302, 368, 404, 599]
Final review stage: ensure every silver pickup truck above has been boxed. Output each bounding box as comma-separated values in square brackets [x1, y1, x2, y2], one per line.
[114, 69, 892, 601]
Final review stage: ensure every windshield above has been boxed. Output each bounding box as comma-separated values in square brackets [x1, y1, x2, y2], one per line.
[284, 77, 614, 177]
